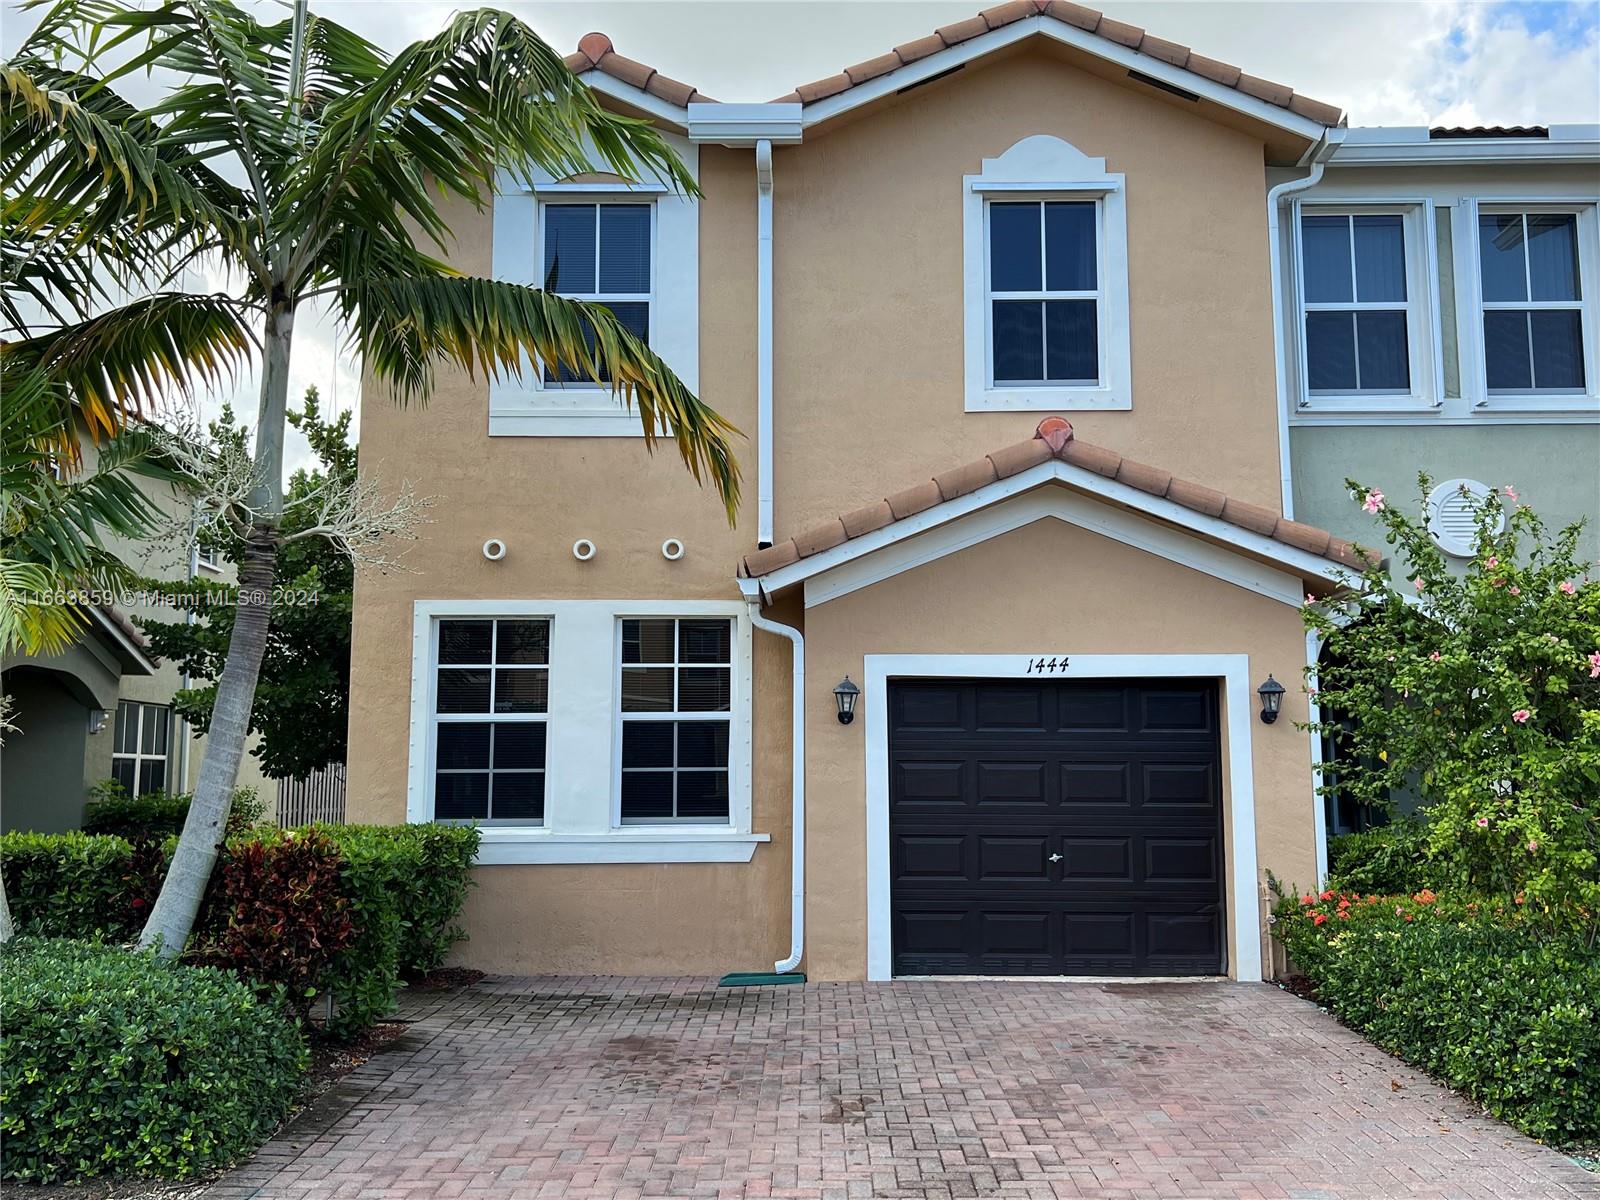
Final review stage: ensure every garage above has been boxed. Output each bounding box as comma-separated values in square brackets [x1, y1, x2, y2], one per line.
[889, 678, 1226, 977]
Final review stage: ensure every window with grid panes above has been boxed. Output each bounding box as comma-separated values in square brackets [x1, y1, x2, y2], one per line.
[540, 202, 651, 384]
[1478, 210, 1586, 394]
[431, 618, 549, 823]
[618, 618, 732, 823]
[112, 700, 170, 797]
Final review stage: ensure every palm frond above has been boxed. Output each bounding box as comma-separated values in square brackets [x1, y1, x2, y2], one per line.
[341, 271, 741, 519]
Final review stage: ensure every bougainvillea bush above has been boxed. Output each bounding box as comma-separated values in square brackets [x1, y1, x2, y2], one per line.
[1273, 888, 1599, 1144]
[1304, 477, 1600, 922]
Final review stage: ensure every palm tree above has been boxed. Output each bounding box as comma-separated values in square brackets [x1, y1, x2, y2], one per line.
[5, 0, 741, 958]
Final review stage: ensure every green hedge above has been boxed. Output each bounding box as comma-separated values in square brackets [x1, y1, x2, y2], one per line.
[0, 938, 306, 1182]
[1275, 891, 1599, 1144]
[83, 782, 265, 840]
[0, 823, 479, 1039]
[1325, 818, 1434, 895]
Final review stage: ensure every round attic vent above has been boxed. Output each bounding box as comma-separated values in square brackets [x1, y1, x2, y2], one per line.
[1426, 479, 1501, 558]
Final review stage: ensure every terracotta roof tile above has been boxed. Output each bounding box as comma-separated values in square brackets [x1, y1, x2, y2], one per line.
[778, 4, 1341, 128]
[564, 31, 714, 107]
[740, 418, 1358, 583]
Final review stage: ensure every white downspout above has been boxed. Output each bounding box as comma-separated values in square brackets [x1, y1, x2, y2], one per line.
[749, 597, 803, 973]
[755, 139, 775, 548]
[1269, 127, 1345, 520]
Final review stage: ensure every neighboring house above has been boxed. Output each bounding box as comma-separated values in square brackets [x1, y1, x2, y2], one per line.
[1, 432, 272, 834]
[1274, 124, 1600, 835]
[344, 2, 1599, 982]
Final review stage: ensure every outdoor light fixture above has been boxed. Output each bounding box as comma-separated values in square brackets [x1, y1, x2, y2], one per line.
[1257, 674, 1286, 724]
[833, 676, 860, 725]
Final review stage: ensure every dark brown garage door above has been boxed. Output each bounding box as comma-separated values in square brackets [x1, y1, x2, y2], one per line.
[889, 678, 1225, 976]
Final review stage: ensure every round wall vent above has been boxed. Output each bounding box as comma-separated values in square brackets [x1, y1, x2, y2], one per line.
[1426, 479, 1501, 558]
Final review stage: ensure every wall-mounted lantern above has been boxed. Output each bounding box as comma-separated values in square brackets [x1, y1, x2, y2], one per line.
[1257, 674, 1286, 724]
[833, 676, 860, 725]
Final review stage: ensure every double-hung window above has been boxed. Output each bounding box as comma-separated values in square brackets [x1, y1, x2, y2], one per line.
[1477, 210, 1587, 395]
[1299, 211, 1417, 400]
[541, 202, 651, 385]
[988, 200, 1100, 387]
[112, 700, 170, 797]
[431, 618, 549, 824]
[618, 617, 732, 824]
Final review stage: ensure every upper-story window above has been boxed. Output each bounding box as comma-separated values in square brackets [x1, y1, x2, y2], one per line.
[1477, 210, 1586, 395]
[1295, 205, 1435, 411]
[541, 202, 652, 385]
[1301, 213, 1411, 394]
[963, 136, 1130, 412]
[988, 201, 1100, 387]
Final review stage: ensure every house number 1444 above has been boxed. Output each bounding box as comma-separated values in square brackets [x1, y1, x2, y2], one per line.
[1025, 656, 1071, 674]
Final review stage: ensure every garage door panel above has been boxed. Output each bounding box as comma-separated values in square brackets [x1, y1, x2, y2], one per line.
[896, 834, 967, 881]
[975, 835, 1052, 881]
[895, 760, 966, 804]
[1143, 762, 1216, 807]
[975, 760, 1048, 805]
[1060, 836, 1132, 880]
[1145, 837, 1219, 883]
[974, 686, 1048, 730]
[891, 679, 1224, 977]
[1060, 762, 1131, 804]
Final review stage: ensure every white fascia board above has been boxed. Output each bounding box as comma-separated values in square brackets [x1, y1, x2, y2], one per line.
[749, 460, 1355, 597]
[688, 102, 803, 145]
[580, 71, 690, 132]
[800, 17, 1330, 143]
[1333, 125, 1600, 166]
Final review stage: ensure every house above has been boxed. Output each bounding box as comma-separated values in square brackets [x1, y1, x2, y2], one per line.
[1, 433, 273, 834]
[344, 2, 1599, 981]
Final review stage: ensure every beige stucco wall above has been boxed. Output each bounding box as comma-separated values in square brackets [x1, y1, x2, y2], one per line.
[771, 47, 1284, 534]
[800, 515, 1316, 981]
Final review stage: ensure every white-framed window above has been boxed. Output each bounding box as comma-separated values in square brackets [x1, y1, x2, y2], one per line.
[195, 540, 220, 571]
[539, 201, 652, 385]
[1295, 206, 1435, 408]
[963, 135, 1131, 412]
[112, 700, 170, 797]
[407, 600, 762, 864]
[617, 617, 732, 824]
[1475, 207, 1589, 397]
[488, 134, 700, 438]
[986, 199, 1102, 388]
[428, 618, 549, 825]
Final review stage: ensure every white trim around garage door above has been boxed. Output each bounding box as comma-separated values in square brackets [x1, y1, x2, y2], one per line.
[862, 653, 1262, 984]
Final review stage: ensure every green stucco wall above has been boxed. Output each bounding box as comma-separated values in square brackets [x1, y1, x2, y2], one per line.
[1291, 425, 1600, 574]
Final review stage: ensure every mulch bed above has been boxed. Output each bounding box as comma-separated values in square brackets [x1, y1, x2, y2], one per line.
[406, 966, 485, 990]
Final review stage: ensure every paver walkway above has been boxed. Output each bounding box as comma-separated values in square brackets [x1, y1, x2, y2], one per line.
[209, 976, 1597, 1199]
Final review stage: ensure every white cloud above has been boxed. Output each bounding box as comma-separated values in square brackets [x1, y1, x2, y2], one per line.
[7, 0, 1596, 477]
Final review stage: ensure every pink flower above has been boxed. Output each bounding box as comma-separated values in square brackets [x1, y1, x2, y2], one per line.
[1413, 578, 1426, 592]
[1512, 709, 1531, 724]
[1503, 485, 1519, 502]
[1361, 489, 1385, 514]
[1429, 651, 1442, 662]
[1508, 585, 1521, 596]
[1476, 817, 1490, 828]
[1305, 593, 1317, 605]
[1589, 651, 1600, 679]
[1485, 556, 1500, 569]
[1560, 581, 1577, 595]
[1491, 577, 1504, 588]
[1528, 840, 1539, 852]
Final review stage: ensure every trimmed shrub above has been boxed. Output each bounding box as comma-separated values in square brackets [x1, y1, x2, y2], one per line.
[1326, 818, 1433, 895]
[0, 938, 307, 1182]
[0, 832, 145, 940]
[83, 781, 266, 840]
[307, 824, 406, 1038]
[1274, 890, 1599, 1144]
[191, 829, 357, 1021]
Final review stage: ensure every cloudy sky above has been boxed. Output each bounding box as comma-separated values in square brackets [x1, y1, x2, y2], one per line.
[7, 0, 1598, 474]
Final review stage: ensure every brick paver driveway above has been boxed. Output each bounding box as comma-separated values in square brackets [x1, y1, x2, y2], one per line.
[210, 976, 1596, 1199]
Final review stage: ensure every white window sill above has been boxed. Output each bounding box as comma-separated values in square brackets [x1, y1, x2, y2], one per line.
[965, 386, 1130, 413]
[488, 410, 648, 438]
[474, 829, 769, 865]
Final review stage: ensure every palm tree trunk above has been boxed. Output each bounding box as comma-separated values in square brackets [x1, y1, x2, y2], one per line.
[139, 301, 294, 957]
[1, 877, 14, 943]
